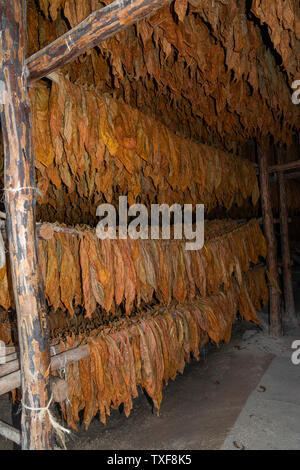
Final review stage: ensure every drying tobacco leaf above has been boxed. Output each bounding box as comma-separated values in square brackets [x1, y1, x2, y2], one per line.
[79, 235, 96, 318]
[45, 237, 60, 311]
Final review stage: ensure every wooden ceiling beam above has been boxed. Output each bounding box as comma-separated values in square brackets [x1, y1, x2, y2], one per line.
[26, 0, 171, 85]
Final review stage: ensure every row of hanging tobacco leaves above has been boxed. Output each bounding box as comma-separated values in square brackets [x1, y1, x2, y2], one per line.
[0, 219, 266, 318]
[53, 265, 268, 430]
[30, 77, 259, 225]
[27, 1, 297, 151]
[3, 265, 267, 430]
[0, 217, 268, 428]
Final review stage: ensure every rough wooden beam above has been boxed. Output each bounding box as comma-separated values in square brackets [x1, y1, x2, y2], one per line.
[1, 222, 54, 241]
[0, 420, 21, 446]
[0, 344, 62, 378]
[0, 345, 90, 396]
[0, 343, 70, 378]
[0, 1, 53, 450]
[258, 146, 282, 337]
[269, 160, 300, 173]
[278, 149, 297, 325]
[26, 0, 171, 85]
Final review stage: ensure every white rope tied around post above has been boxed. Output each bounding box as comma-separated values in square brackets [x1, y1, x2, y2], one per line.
[22, 395, 71, 449]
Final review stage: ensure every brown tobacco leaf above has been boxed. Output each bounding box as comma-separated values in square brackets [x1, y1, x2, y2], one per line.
[112, 241, 125, 307]
[45, 238, 60, 311]
[46, 165, 62, 189]
[172, 244, 187, 304]
[0, 266, 6, 282]
[156, 241, 171, 305]
[70, 235, 82, 306]
[101, 239, 115, 313]
[59, 235, 76, 316]
[90, 264, 105, 308]
[38, 239, 47, 284]
[0, 270, 11, 310]
[86, 233, 110, 288]
[31, 84, 55, 167]
[183, 250, 196, 301]
[174, 0, 188, 22]
[78, 356, 97, 430]
[79, 235, 96, 318]
[49, 80, 65, 163]
[121, 240, 137, 315]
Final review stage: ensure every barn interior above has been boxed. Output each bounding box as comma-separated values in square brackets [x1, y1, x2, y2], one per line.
[0, 0, 299, 451]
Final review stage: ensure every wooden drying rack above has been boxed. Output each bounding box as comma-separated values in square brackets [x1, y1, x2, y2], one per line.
[0, 0, 172, 450]
[0, 0, 298, 450]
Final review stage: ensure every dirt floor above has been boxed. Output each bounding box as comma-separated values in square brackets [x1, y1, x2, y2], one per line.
[1, 270, 300, 451]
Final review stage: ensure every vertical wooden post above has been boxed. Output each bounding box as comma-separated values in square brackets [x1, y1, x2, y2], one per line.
[278, 147, 297, 325]
[0, 1, 53, 449]
[258, 145, 282, 337]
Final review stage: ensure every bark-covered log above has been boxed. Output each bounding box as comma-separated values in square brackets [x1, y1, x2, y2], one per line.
[0, 1, 53, 450]
[278, 149, 297, 325]
[258, 146, 282, 337]
[26, 0, 171, 84]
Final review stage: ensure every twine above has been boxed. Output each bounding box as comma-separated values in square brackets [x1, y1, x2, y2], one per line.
[22, 394, 71, 449]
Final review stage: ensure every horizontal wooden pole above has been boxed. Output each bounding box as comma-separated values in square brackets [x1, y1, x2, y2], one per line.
[26, 0, 171, 85]
[0, 345, 90, 396]
[1, 222, 84, 241]
[237, 217, 291, 225]
[269, 160, 300, 173]
[0, 347, 16, 359]
[1, 222, 54, 241]
[0, 344, 68, 378]
[0, 420, 21, 446]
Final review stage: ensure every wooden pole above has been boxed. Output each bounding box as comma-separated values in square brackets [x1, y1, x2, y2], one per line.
[0, 343, 75, 378]
[0, 1, 53, 449]
[269, 160, 300, 173]
[0, 420, 61, 450]
[0, 345, 90, 396]
[0, 420, 21, 446]
[26, 0, 171, 85]
[258, 146, 282, 337]
[277, 148, 297, 325]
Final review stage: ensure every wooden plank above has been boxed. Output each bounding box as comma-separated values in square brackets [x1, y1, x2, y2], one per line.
[278, 149, 297, 325]
[0, 1, 53, 450]
[26, 0, 171, 85]
[0, 345, 90, 396]
[258, 146, 282, 337]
